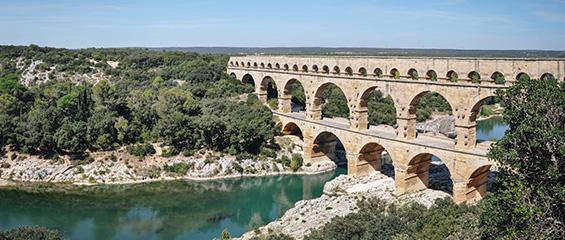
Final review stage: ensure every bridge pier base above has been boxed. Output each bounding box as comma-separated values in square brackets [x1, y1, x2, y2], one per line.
[257, 93, 268, 104]
[351, 109, 368, 130]
[278, 96, 292, 113]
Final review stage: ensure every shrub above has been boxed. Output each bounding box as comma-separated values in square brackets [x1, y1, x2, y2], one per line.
[182, 149, 196, 157]
[164, 162, 193, 175]
[267, 98, 279, 110]
[233, 162, 243, 173]
[161, 147, 178, 158]
[127, 143, 156, 157]
[0, 226, 62, 240]
[290, 154, 303, 172]
[280, 155, 291, 167]
[220, 229, 231, 240]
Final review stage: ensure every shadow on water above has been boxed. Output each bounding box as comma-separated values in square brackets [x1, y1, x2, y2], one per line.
[0, 168, 345, 240]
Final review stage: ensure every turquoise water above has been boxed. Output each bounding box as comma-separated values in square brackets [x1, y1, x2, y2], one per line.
[476, 116, 509, 142]
[0, 167, 347, 240]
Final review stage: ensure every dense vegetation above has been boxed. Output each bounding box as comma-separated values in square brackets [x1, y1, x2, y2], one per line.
[0, 226, 62, 240]
[0, 45, 275, 157]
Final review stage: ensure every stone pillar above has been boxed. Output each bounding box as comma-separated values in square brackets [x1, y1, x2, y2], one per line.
[452, 179, 468, 204]
[396, 117, 417, 140]
[350, 109, 368, 130]
[302, 134, 314, 164]
[394, 157, 431, 195]
[278, 96, 292, 113]
[348, 152, 381, 177]
[455, 123, 477, 149]
[453, 169, 490, 204]
[257, 93, 268, 105]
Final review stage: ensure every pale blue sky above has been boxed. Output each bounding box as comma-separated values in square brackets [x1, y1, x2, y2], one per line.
[1, 0, 565, 50]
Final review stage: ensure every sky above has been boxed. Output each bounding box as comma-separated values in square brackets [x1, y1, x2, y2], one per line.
[1, 0, 565, 50]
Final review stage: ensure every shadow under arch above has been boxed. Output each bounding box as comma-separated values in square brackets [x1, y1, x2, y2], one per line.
[407, 153, 453, 194]
[242, 73, 256, 87]
[281, 122, 303, 140]
[311, 131, 347, 168]
[260, 76, 278, 103]
[357, 142, 394, 178]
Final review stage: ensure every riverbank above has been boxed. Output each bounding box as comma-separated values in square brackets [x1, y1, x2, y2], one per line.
[238, 172, 451, 240]
[0, 135, 338, 187]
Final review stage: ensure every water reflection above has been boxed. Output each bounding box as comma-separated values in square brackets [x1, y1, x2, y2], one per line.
[0, 168, 346, 240]
[476, 116, 509, 142]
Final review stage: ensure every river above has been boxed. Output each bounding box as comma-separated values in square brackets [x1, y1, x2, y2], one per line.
[0, 117, 508, 240]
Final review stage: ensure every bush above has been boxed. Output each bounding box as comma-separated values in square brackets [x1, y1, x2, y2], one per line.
[161, 147, 178, 158]
[182, 149, 196, 157]
[280, 155, 291, 167]
[163, 162, 193, 175]
[0, 226, 62, 240]
[290, 154, 303, 172]
[232, 162, 243, 173]
[267, 98, 278, 110]
[127, 143, 156, 157]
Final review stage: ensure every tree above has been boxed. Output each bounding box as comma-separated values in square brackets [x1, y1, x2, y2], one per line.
[481, 77, 564, 239]
[54, 120, 88, 153]
[220, 228, 231, 240]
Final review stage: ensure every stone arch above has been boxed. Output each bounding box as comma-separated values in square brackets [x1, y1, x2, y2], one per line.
[408, 68, 418, 80]
[345, 67, 353, 76]
[462, 164, 491, 203]
[247, 62, 251, 67]
[283, 64, 289, 71]
[312, 65, 319, 73]
[405, 90, 454, 139]
[515, 72, 530, 81]
[253, 62, 258, 68]
[235, 62, 240, 67]
[293, 64, 299, 71]
[281, 122, 304, 140]
[302, 65, 309, 72]
[312, 82, 350, 120]
[260, 76, 278, 100]
[275, 63, 281, 69]
[322, 65, 330, 74]
[468, 71, 481, 83]
[260, 62, 265, 68]
[267, 63, 272, 69]
[374, 68, 383, 77]
[426, 70, 438, 81]
[282, 78, 307, 113]
[242, 74, 256, 87]
[491, 71, 505, 84]
[229, 61, 234, 66]
[405, 153, 453, 194]
[356, 86, 397, 129]
[333, 66, 341, 74]
[447, 70, 459, 82]
[229, 72, 237, 79]
[541, 73, 555, 81]
[311, 131, 348, 168]
[356, 142, 392, 177]
[390, 68, 400, 79]
[358, 67, 367, 76]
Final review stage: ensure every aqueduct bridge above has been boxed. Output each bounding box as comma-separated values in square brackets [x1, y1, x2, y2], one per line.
[227, 55, 564, 203]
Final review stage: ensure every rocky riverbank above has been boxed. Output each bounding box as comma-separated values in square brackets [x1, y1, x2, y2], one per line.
[0, 136, 336, 186]
[238, 172, 451, 240]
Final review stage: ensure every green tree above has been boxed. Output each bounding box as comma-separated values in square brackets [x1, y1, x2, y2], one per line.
[481, 77, 564, 239]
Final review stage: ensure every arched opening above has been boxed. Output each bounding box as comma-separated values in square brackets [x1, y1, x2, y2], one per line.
[374, 68, 383, 77]
[468, 71, 481, 84]
[390, 68, 400, 79]
[292, 64, 299, 72]
[491, 72, 505, 85]
[247, 62, 251, 67]
[282, 79, 306, 113]
[240, 62, 245, 67]
[283, 64, 289, 71]
[235, 62, 240, 67]
[409, 91, 454, 138]
[541, 73, 556, 81]
[358, 87, 397, 130]
[357, 142, 393, 178]
[260, 76, 279, 109]
[345, 67, 353, 76]
[426, 70, 438, 81]
[408, 68, 419, 80]
[465, 165, 491, 203]
[267, 63, 272, 69]
[515, 72, 530, 81]
[253, 62, 258, 68]
[311, 132, 347, 170]
[312, 65, 319, 73]
[302, 65, 309, 72]
[242, 74, 256, 88]
[229, 72, 237, 79]
[229, 61, 234, 66]
[314, 83, 350, 120]
[407, 153, 453, 194]
[275, 63, 281, 69]
[282, 122, 303, 140]
[322, 65, 330, 74]
[447, 70, 458, 82]
[358, 67, 367, 76]
[260, 63, 265, 68]
[469, 96, 506, 145]
[333, 66, 340, 74]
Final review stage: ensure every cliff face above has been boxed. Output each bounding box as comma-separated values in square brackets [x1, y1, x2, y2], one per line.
[416, 115, 456, 137]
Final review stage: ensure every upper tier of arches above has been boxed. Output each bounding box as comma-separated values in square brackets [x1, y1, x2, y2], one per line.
[229, 58, 565, 85]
